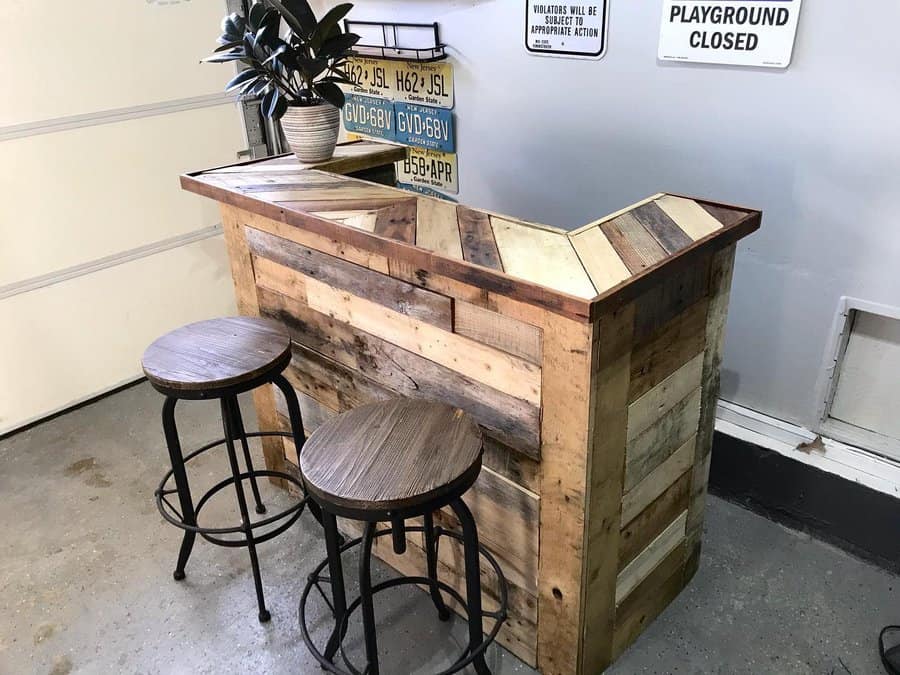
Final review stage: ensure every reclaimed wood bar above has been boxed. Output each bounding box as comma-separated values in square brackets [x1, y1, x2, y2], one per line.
[181, 140, 761, 674]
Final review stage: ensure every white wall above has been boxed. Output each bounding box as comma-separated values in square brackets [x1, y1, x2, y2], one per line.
[324, 0, 900, 429]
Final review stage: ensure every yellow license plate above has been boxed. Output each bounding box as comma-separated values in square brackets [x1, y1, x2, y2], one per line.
[396, 147, 458, 193]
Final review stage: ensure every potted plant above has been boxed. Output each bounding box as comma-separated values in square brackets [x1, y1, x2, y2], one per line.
[205, 0, 360, 163]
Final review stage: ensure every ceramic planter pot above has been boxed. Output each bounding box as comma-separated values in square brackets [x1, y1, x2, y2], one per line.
[280, 103, 340, 163]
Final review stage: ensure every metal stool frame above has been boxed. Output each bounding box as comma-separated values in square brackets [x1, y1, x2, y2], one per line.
[153, 372, 316, 623]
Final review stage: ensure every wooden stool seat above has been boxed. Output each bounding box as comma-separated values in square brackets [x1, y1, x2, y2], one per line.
[300, 399, 483, 515]
[142, 316, 291, 396]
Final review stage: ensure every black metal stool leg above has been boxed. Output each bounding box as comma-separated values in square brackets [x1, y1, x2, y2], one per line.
[451, 498, 491, 675]
[225, 396, 266, 515]
[220, 397, 270, 623]
[323, 511, 348, 662]
[161, 397, 196, 581]
[359, 522, 380, 675]
[423, 511, 451, 621]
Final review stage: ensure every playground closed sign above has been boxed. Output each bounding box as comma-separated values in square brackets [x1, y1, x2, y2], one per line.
[658, 0, 802, 68]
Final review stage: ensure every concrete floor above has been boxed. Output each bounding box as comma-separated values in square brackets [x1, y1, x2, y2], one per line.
[0, 382, 897, 675]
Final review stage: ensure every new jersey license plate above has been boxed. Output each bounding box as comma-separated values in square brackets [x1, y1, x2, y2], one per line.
[396, 147, 458, 194]
[394, 102, 455, 152]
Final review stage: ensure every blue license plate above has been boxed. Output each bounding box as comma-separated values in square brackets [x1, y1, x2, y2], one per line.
[395, 103, 455, 152]
[342, 94, 396, 141]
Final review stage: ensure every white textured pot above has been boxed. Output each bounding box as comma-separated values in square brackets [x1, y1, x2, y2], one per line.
[280, 103, 340, 163]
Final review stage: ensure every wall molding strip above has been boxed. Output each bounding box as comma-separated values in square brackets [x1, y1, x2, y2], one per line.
[0, 92, 236, 142]
[0, 224, 223, 301]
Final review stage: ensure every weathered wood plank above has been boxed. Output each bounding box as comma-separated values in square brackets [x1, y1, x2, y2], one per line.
[482, 435, 541, 494]
[619, 471, 691, 570]
[416, 197, 463, 259]
[631, 202, 693, 254]
[457, 206, 503, 270]
[625, 386, 701, 492]
[492, 217, 598, 300]
[632, 257, 711, 342]
[341, 211, 378, 232]
[626, 352, 703, 442]
[570, 226, 632, 295]
[700, 202, 749, 228]
[655, 195, 724, 241]
[615, 510, 687, 605]
[621, 435, 695, 525]
[453, 300, 543, 365]
[629, 298, 709, 402]
[257, 286, 542, 456]
[305, 277, 542, 406]
[600, 213, 668, 274]
[374, 198, 418, 243]
[252, 255, 307, 301]
[581, 303, 634, 673]
[219, 205, 286, 486]
[246, 226, 453, 330]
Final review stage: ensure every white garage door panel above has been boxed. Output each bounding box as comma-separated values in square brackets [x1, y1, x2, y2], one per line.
[0, 1, 233, 126]
[0, 236, 236, 434]
[0, 105, 245, 287]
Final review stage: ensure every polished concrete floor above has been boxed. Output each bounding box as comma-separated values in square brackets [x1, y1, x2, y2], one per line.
[1, 382, 897, 674]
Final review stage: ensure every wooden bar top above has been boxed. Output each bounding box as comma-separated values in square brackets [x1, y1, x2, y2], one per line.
[181, 140, 761, 322]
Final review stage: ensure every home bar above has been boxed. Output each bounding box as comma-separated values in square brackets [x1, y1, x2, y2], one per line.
[181, 140, 761, 675]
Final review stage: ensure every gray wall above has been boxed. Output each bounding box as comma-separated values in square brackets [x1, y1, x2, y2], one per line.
[324, 0, 900, 429]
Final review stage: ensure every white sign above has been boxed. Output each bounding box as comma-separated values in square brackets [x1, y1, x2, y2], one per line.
[658, 0, 802, 68]
[526, 1, 609, 59]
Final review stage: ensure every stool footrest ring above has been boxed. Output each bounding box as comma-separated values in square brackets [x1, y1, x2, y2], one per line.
[299, 525, 508, 675]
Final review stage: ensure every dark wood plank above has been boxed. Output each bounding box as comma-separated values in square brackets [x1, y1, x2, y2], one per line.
[141, 316, 290, 393]
[257, 286, 541, 456]
[482, 435, 540, 493]
[699, 202, 749, 228]
[632, 257, 711, 342]
[374, 198, 418, 243]
[246, 227, 453, 330]
[457, 206, 503, 271]
[600, 213, 668, 274]
[618, 471, 691, 569]
[300, 398, 483, 512]
[631, 202, 692, 254]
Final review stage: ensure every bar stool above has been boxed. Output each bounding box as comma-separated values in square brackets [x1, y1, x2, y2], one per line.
[142, 316, 311, 623]
[298, 398, 508, 675]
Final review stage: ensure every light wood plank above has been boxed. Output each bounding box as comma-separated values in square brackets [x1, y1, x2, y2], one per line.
[415, 197, 463, 259]
[621, 435, 695, 524]
[252, 255, 307, 301]
[304, 277, 542, 406]
[252, 186, 397, 203]
[627, 352, 703, 441]
[615, 510, 687, 605]
[571, 226, 632, 294]
[619, 471, 691, 570]
[492, 217, 598, 299]
[625, 387, 701, 492]
[454, 300, 542, 365]
[341, 211, 378, 232]
[655, 195, 724, 241]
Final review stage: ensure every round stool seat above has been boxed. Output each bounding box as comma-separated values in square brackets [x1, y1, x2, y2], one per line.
[300, 399, 482, 516]
[142, 316, 291, 397]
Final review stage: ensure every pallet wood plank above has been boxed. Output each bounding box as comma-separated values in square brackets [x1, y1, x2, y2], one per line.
[625, 386, 701, 492]
[374, 198, 418, 243]
[627, 352, 703, 441]
[340, 211, 378, 232]
[571, 226, 632, 294]
[457, 206, 503, 270]
[252, 255, 308, 301]
[700, 202, 749, 228]
[615, 510, 687, 605]
[482, 435, 541, 494]
[655, 195, 724, 241]
[629, 298, 709, 402]
[257, 286, 542, 456]
[416, 197, 463, 259]
[621, 435, 695, 525]
[304, 277, 542, 406]
[600, 212, 668, 274]
[619, 471, 691, 570]
[492, 217, 597, 299]
[453, 300, 543, 365]
[246, 226, 452, 329]
[631, 202, 693, 254]
[632, 258, 711, 342]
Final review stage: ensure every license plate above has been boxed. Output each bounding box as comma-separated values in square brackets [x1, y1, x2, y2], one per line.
[342, 94, 396, 141]
[346, 57, 395, 98]
[394, 103, 455, 152]
[397, 182, 457, 201]
[396, 148, 458, 194]
[392, 61, 454, 109]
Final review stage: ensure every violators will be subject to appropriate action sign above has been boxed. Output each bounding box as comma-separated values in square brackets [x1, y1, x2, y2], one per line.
[658, 0, 802, 68]
[526, 1, 609, 59]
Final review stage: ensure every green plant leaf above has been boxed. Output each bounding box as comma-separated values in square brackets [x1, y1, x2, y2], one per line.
[267, 0, 317, 38]
[214, 40, 244, 53]
[316, 33, 359, 59]
[249, 2, 267, 29]
[221, 13, 246, 39]
[314, 81, 345, 108]
[312, 4, 352, 47]
[201, 51, 246, 64]
[225, 68, 260, 92]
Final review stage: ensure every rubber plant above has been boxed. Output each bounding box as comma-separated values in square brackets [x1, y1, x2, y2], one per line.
[205, 0, 360, 162]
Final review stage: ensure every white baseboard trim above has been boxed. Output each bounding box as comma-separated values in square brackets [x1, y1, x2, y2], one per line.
[716, 399, 900, 499]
